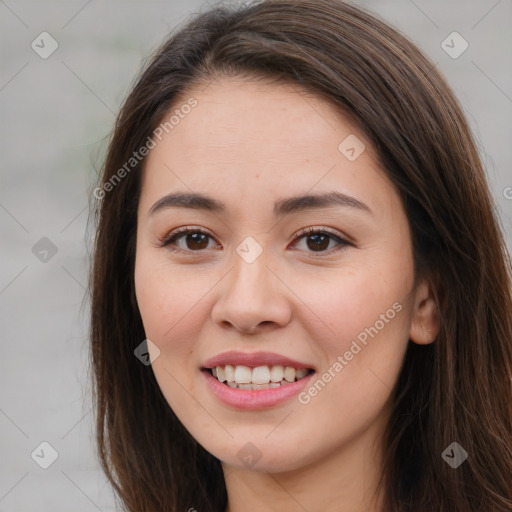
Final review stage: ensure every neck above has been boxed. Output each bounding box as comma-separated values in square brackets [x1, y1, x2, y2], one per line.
[221, 416, 388, 512]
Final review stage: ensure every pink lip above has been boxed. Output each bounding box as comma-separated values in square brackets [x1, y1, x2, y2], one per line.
[201, 369, 316, 409]
[202, 350, 314, 370]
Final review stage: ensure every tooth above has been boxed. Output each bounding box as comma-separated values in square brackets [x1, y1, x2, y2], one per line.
[252, 366, 271, 384]
[281, 379, 291, 385]
[270, 365, 284, 382]
[225, 364, 235, 382]
[234, 365, 252, 384]
[238, 383, 253, 389]
[216, 366, 227, 382]
[295, 368, 308, 379]
[284, 366, 296, 382]
[215, 363, 309, 386]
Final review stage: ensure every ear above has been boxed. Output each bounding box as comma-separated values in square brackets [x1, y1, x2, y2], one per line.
[409, 278, 440, 345]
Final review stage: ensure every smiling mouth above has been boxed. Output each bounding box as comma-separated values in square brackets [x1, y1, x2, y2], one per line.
[203, 364, 315, 390]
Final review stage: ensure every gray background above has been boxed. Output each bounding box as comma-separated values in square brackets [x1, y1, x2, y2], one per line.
[1, 1, 511, 510]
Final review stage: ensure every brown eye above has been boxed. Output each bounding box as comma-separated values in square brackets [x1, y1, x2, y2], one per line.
[305, 232, 331, 251]
[160, 228, 216, 252]
[293, 227, 350, 254]
[181, 232, 210, 250]
[160, 226, 350, 255]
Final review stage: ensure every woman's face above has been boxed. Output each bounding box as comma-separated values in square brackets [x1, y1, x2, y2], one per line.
[134, 77, 436, 473]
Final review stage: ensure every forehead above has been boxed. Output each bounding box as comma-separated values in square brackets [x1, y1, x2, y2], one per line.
[155, 77, 365, 163]
[139, 77, 393, 217]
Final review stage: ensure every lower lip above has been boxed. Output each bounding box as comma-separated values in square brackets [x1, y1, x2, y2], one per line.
[201, 369, 316, 410]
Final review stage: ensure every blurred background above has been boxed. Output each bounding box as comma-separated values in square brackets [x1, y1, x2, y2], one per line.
[1, 0, 511, 510]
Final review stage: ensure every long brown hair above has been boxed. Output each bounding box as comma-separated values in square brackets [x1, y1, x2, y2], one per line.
[89, 1, 512, 510]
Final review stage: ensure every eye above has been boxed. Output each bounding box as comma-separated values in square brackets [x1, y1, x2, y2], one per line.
[158, 226, 351, 254]
[291, 227, 350, 254]
[159, 226, 218, 252]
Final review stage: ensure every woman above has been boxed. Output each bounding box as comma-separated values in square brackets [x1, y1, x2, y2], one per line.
[89, 1, 512, 510]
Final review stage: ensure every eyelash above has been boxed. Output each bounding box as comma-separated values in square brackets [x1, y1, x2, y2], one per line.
[158, 225, 351, 256]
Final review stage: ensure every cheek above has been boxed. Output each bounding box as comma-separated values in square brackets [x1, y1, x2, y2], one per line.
[289, 258, 412, 356]
[293, 263, 411, 415]
[287, 259, 412, 427]
[134, 250, 211, 349]
[134, 251, 212, 413]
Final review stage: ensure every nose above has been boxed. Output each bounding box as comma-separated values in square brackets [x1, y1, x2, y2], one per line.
[210, 247, 292, 334]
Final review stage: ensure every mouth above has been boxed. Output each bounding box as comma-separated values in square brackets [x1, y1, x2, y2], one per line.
[202, 364, 315, 391]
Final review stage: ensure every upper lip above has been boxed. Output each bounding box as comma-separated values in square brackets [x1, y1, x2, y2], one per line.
[203, 351, 315, 370]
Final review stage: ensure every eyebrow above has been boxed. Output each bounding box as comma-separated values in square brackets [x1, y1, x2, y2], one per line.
[148, 190, 372, 217]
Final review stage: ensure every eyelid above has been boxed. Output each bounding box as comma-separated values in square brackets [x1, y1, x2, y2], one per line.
[293, 225, 349, 242]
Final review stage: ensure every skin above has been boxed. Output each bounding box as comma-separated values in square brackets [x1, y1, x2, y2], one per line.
[134, 77, 440, 512]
